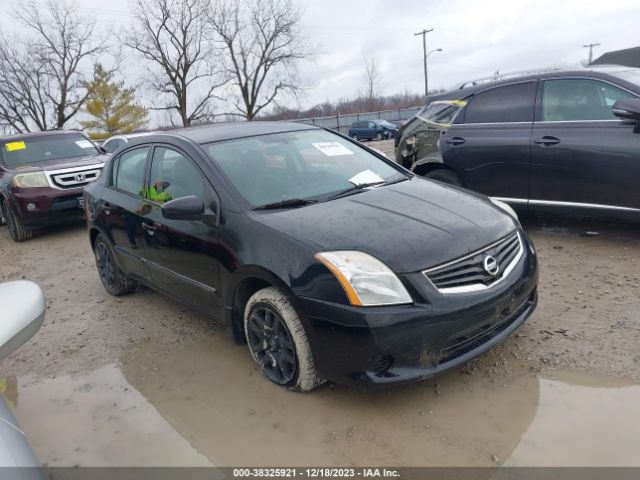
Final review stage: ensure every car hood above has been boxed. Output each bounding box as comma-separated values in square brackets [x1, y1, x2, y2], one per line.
[8, 154, 108, 172]
[252, 177, 517, 273]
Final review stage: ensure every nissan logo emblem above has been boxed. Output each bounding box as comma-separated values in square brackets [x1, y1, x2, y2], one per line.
[483, 255, 500, 277]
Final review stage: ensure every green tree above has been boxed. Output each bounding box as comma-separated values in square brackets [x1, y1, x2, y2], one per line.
[80, 64, 148, 139]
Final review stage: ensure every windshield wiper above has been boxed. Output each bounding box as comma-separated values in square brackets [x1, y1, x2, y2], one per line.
[254, 198, 318, 210]
[327, 181, 388, 200]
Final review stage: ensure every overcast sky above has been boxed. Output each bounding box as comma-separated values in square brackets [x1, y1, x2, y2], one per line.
[2, 0, 639, 113]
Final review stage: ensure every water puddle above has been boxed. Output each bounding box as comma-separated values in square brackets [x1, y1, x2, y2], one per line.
[4, 340, 640, 467]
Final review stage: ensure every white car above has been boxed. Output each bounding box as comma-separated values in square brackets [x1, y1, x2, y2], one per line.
[101, 132, 157, 154]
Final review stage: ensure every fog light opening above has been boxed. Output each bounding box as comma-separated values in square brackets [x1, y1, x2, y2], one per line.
[27, 203, 37, 211]
[373, 354, 394, 374]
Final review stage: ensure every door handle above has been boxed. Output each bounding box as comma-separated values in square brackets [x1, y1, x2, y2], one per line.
[142, 222, 156, 235]
[533, 136, 561, 146]
[445, 136, 466, 146]
[103, 202, 111, 215]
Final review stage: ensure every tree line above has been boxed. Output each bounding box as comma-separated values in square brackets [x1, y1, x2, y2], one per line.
[0, 0, 311, 138]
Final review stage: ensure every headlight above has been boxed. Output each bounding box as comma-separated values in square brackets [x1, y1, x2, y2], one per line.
[12, 172, 49, 188]
[490, 197, 519, 221]
[315, 251, 412, 306]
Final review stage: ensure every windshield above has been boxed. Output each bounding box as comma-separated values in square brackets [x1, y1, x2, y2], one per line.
[206, 129, 407, 208]
[1, 134, 99, 169]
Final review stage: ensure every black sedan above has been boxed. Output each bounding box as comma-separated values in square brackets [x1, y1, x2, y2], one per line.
[84, 122, 538, 392]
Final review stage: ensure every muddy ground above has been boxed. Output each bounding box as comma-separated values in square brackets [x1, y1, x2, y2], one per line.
[1, 140, 639, 467]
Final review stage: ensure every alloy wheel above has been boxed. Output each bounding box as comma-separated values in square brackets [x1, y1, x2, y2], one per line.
[95, 242, 116, 290]
[247, 306, 297, 385]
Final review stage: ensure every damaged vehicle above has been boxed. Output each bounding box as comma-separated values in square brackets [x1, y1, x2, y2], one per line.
[85, 122, 538, 392]
[0, 131, 108, 242]
[395, 67, 640, 217]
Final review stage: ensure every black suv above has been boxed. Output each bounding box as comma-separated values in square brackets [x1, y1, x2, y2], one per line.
[0, 131, 107, 241]
[395, 67, 640, 218]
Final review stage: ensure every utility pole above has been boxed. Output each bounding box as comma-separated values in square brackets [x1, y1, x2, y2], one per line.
[582, 43, 600, 65]
[415, 28, 433, 98]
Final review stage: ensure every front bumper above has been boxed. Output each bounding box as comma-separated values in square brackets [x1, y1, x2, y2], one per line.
[10, 186, 85, 226]
[297, 233, 538, 387]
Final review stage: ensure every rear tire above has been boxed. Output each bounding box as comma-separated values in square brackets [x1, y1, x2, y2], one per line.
[424, 168, 463, 187]
[353, 134, 360, 142]
[93, 233, 137, 296]
[2, 202, 33, 242]
[244, 287, 325, 392]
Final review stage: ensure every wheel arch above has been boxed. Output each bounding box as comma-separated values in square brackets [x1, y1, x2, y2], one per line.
[412, 158, 464, 186]
[225, 266, 296, 345]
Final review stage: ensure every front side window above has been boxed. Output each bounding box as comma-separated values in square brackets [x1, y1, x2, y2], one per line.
[206, 130, 406, 207]
[1, 134, 99, 169]
[464, 82, 537, 124]
[113, 147, 149, 197]
[147, 147, 204, 204]
[542, 78, 636, 121]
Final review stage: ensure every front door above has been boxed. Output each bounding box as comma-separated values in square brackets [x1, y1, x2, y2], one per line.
[441, 81, 537, 201]
[530, 77, 640, 209]
[139, 146, 223, 316]
[101, 146, 152, 282]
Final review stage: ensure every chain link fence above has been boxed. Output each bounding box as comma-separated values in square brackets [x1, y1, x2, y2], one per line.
[294, 106, 422, 134]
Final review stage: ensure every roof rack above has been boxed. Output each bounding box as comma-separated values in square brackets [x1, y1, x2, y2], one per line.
[455, 67, 568, 89]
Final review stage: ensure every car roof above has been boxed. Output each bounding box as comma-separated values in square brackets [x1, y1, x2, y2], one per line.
[164, 121, 319, 145]
[0, 130, 86, 142]
[429, 66, 640, 102]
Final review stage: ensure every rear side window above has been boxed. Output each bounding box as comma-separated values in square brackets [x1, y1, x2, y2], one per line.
[147, 147, 204, 204]
[112, 147, 149, 197]
[542, 78, 636, 121]
[464, 82, 537, 124]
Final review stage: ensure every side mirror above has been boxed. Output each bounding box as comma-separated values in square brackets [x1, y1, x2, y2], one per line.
[613, 98, 640, 130]
[161, 195, 216, 225]
[0, 281, 46, 362]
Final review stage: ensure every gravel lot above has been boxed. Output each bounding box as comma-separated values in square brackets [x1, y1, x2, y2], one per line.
[1, 140, 639, 467]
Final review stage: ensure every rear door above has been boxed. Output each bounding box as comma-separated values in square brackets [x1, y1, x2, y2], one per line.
[441, 81, 538, 201]
[101, 146, 152, 282]
[530, 77, 640, 209]
[139, 145, 223, 315]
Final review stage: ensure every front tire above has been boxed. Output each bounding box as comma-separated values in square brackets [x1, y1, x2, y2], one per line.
[376, 132, 384, 141]
[425, 168, 463, 187]
[2, 202, 33, 242]
[244, 287, 325, 392]
[93, 233, 137, 296]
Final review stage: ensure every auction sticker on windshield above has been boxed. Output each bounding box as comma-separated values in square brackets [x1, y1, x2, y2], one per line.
[5, 141, 26, 152]
[75, 140, 94, 149]
[312, 142, 354, 156]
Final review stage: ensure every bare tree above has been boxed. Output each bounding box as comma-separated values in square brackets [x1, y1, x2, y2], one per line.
[124, 0, 227, 127]
[210, 0, 312, 120]
[363, 56, 382, 111]
[0, 36, 50, 132]
[16, 0, 107, 129]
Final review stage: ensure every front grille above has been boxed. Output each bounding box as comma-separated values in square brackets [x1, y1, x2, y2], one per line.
[424, 232, 523, 294]
[50, 168, 102, 189]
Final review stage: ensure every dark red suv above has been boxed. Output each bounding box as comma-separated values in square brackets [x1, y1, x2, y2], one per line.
[0, 131, 107, 242]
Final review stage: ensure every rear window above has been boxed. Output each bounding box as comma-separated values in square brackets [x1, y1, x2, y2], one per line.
[1, 134, 99, 169]
[463, 82, 537, 124]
